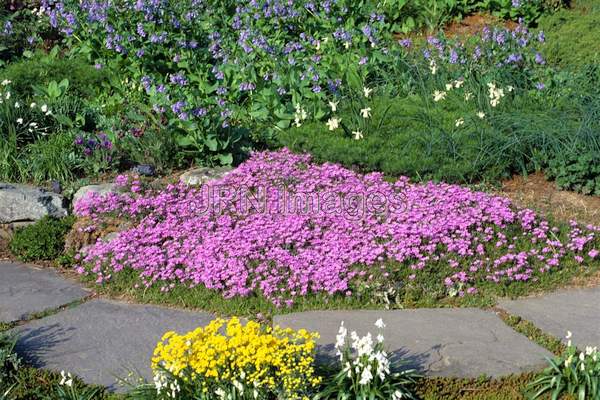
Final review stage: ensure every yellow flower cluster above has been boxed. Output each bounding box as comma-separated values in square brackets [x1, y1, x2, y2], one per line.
[152, 317, 322, 399]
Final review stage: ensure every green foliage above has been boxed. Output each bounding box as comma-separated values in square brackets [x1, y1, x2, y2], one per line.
[0, 2, 51, 64]
[538, 0, 600, 67]
[546, 152, 600, 195]
[1, 51, 108, 100]
[0, 333, 21, 391]
[3, 366, 122, 400]
[10, 216, 76, 262]
[24, 131, 80, 183]
[527, 334, 600, 400]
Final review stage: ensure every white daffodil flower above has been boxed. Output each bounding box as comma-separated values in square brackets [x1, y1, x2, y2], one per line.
[326, 117, 341, 131]
[433, 90, 446, 102]
[352, 130, 363, 140]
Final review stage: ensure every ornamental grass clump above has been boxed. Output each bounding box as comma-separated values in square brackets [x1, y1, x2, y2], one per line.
[150, 317, 321, 400]
[74, 149, 600, 307]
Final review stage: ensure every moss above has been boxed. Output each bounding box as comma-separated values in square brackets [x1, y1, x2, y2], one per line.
[416, 374, 534, 400]
[496, 309, 566, 356]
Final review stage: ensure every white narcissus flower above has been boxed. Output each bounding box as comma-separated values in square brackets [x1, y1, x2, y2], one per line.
[16, 118, 23, 124]
[363, 87, 373, 98]
[335, 322, 348, 352]
[358, 365, 373, 385]
[14, 101, 20, 108]
[433, 90, 446, 102]
[59, 370, 73, 387]
[454, 79, 464, 88]
[455, 118, 464, 127]
[445, 83, 453, 91]
[360, 107, 372, 118]
[328, 100, 339, 112]
[429, 59, 437, 75]
[566, 331, 572, 339]
[393, 390, 404, 399]
[375, 318, 386, 329]
[352, 130, 363, 140]
[477, 111, 485, 119]
[377, 334, 384, 343]
[41, 104, 48, 113]
[30, 102, 37, 108]
[1, 79, 11, 86]
[5, 91, 10, 100]
[464, 92, 473, 101]
[344, 41, 350, 49]
[326, 117, 341, 131]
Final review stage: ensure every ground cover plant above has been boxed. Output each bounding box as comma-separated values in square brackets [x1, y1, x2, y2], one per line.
[9, 215, 75, 262]
[73, 149, 600, 310]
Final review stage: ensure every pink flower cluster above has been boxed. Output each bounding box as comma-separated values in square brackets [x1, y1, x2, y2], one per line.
[74, 149, 599, 306]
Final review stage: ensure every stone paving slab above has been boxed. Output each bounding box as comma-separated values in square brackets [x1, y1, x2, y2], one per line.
[0, 262, 90, 323]
[14, 299, 214, 392]
[274, 308, 553, 378]
[498, 286, 600, 348]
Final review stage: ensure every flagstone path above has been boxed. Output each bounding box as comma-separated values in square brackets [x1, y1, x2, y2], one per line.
[498, 286, 600, 349]
[2, 261, 599, 391]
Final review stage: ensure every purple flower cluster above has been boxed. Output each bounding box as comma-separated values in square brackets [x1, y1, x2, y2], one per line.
[74, 150, 599, 306]
[74, 132, 113, 156]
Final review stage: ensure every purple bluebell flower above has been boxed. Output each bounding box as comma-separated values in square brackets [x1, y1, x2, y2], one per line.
[398, 38, 412, 48]
[239, 82, 256, 91]
[170, 73, 188, 86]
[535, 53, 545, 65]
[538, 31, 545, 43]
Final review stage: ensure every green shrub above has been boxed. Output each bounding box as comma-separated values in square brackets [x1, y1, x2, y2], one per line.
[546, 152, 600, 195]
[9, 216, 76, 262]
[1, 52, 108, 100]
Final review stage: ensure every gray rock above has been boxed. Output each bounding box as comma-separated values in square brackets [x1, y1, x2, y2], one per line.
[0, 262, 90, 323]
[0, 182, 67, 223]
[179, 166, 232, 186]
[72, 183, 118, 207]
[498, 286, 600, 348]
[14, 300, 215, 392]
[132, 164, 156, 177]
[274, 308, 553, 378]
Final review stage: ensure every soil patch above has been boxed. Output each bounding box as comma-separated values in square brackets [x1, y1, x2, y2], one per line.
[500, 172, 600, 226]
